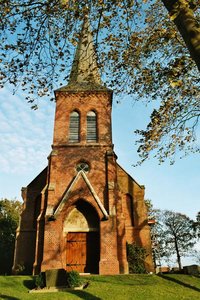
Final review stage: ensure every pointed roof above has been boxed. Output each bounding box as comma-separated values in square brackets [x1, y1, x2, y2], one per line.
[69, 17, 101, 85]
[56, 17, 111, 92]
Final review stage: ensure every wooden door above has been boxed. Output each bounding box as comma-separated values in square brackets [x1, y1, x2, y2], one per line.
[66, 232, 86, 272]
[66, 232, 99, 273]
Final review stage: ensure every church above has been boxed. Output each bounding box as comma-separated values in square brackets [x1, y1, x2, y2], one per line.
[13, 19, 154, 275]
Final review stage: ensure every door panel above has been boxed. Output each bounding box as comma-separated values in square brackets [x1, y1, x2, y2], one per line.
[66, 232, 86, 272]
[66, 232, 99, 273]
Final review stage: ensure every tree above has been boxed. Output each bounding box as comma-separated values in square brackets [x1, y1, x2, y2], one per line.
[145, 199, 158, 221]
[0, 0, 199, 162]
[194, 211, 200, 237]
[0, 199, 22, 274]
[161, 0, 200, 72]
[145, 200, 162, 268]
[191, 212, 200, 265]
[192, 250, 200, 264]
[155, 210, 196, 270]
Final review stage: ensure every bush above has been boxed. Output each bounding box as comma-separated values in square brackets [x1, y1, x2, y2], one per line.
[127, 243, 147, 274]
[66, 270, 83, 288]
[34, 273, 45, 289]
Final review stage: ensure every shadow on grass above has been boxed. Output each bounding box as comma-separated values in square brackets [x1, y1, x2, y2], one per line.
[158, 274, 200, 293]
[22, 278, 101, 299]
[66, 290, 102, 300]
[23, 278, 35, 290]
[0, 295, 19, 300]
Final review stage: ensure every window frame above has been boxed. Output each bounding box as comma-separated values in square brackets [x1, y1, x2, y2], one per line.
[69, 110, 80, 143]
[86, 110, 98, 143]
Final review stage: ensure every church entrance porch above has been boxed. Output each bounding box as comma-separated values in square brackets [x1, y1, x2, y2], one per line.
[64, 200, 100, 274]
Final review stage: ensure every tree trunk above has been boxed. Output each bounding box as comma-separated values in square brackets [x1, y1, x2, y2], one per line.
[174, 238, 182, 270]
[161, 0, 200, 72]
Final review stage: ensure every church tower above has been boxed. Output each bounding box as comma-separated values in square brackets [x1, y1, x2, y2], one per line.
[39, 18, 126, 275]
[13, 19, 154, 275]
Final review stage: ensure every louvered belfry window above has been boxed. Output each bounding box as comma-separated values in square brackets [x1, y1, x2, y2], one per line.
[69, 111, 80, 142]
[87, 111, 97, 142]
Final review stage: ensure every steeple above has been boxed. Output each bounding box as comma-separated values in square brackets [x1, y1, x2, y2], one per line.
[56, 16, 110, 92]
[68, 17, 101, 85]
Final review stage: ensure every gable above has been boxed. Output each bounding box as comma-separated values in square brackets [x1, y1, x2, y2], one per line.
[116, 163, 145, 190]
[27, 167, 48, 190]
[53, 170, 108, 219]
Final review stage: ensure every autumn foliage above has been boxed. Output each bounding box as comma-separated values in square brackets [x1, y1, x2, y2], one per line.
[0, 0, 199, 162]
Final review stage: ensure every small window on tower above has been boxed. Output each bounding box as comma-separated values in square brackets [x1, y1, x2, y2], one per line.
[76, 162, 90, 173]
[69, 111, 80, 142]
[87, 111, 97, 142]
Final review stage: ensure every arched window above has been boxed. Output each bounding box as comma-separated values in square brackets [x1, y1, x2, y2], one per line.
[87, 111, 97, 142]
[69, 111, 80, 142]
[124, 194, 134, 226]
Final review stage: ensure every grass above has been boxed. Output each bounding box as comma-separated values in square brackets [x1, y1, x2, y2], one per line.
[0, 274, 200, 300]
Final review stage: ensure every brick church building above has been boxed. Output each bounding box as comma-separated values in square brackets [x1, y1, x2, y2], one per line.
[13, 19, 154, 275]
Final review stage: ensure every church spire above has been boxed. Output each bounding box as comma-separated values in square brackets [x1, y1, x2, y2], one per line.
[68, 17, 102, 85]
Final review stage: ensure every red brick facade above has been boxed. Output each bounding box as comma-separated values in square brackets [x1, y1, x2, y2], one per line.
[13, 20, 154, 275]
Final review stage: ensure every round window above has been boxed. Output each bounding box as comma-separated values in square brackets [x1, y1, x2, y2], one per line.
[76, 162, 90, 173]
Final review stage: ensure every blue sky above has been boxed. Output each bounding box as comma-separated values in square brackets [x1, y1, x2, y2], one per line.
[0, 85, 199, 222]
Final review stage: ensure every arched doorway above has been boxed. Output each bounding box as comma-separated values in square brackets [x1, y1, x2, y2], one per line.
[64, 200, 100, 274]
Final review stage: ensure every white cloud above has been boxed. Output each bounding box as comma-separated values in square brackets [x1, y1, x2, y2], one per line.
[0, 86, 54, 175]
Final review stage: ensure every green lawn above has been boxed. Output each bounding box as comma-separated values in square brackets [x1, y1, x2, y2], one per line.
[0, 274, 200, 300]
